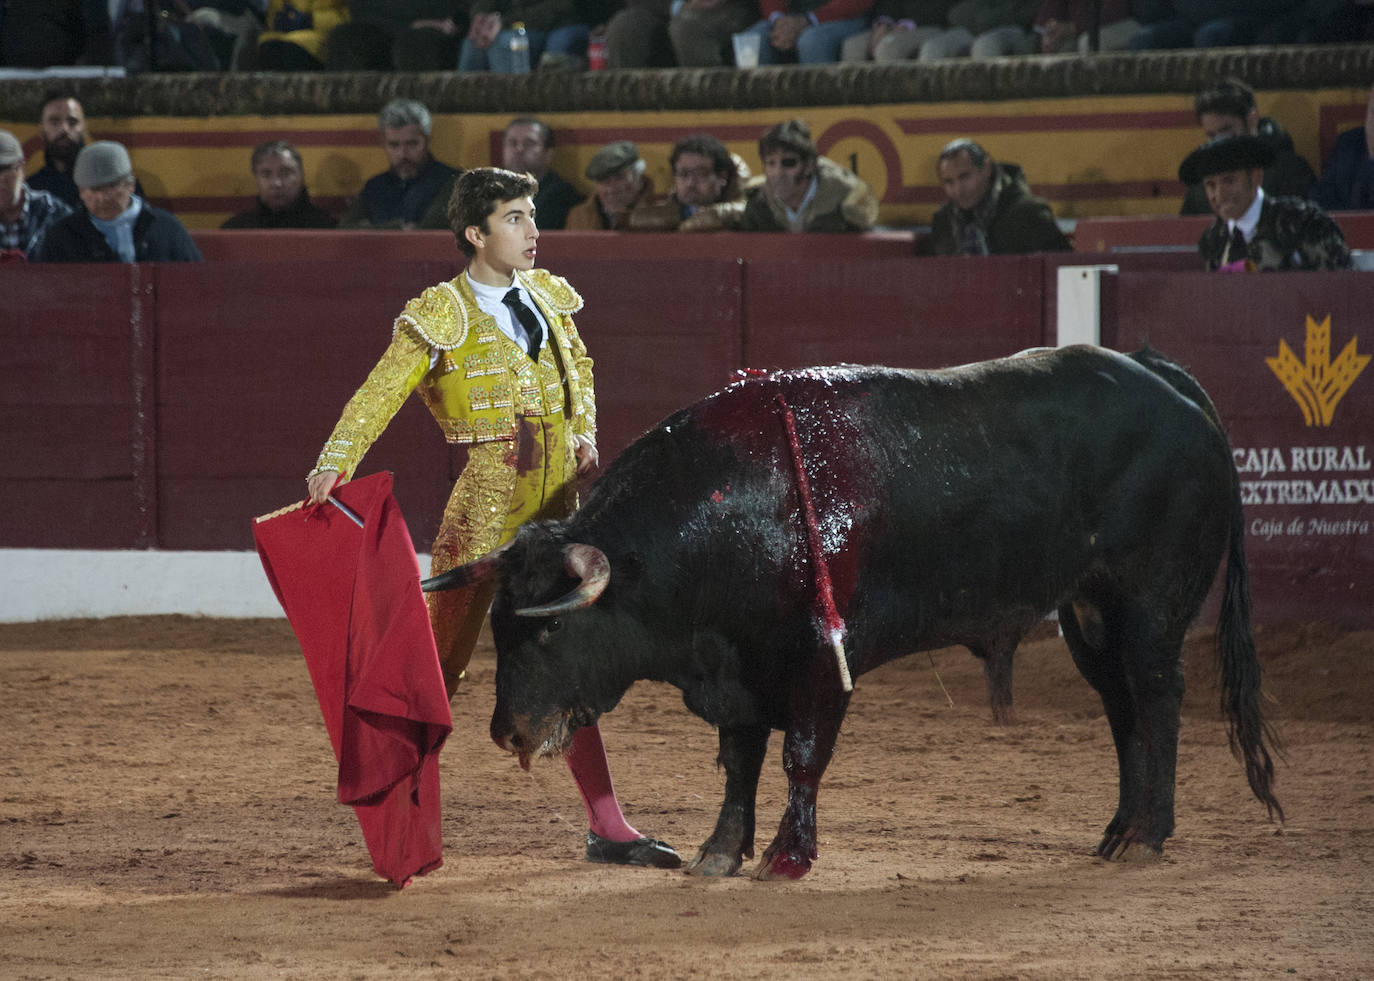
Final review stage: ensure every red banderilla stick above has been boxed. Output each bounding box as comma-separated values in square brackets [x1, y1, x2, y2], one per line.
[775, 393, 853, 692]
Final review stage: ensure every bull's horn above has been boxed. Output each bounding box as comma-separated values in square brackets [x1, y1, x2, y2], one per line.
[515, 543, 610, 617]
[420, 542, 510, 593]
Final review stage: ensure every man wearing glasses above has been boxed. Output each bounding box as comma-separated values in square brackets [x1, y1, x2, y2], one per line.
[628, 133, 751, 231]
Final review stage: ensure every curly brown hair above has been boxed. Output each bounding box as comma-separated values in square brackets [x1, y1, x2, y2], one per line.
[447, 167, 539, 256]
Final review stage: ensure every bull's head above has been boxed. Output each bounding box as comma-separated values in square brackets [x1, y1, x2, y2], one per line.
[421, 534, 618, 768]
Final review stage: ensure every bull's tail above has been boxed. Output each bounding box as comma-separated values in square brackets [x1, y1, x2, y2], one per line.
[1217, 486, 1284, 822]
[1132, 345, 1283, 821]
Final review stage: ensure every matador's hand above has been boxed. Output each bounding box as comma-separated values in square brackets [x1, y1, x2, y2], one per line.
[574, 437, 599, 475]
[307, 470, 340, 505]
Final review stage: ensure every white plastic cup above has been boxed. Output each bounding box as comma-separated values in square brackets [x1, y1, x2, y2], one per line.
[731, 31, 761, 69]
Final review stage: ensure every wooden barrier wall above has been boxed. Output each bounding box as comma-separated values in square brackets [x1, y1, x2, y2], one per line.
[1109, 271, 1374, 625]
[1, 233, 1370, 625]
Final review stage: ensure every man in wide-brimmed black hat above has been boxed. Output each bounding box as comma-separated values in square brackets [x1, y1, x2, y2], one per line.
[1178, 78, 1316, 217]
[1179, 133, 1351, 272]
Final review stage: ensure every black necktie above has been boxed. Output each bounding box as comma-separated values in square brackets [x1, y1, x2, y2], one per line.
[502, 288, 543, 360]
[1228, 225, 1247, 264]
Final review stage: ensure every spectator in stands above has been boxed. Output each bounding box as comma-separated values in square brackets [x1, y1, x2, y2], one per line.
[915, 0, 1039, 58]
[731, 0, 875, 64]
[730, 118, 878, 232]
[1129, 0, 1309, 48]
[1031, 1, 1145, 54]
[0, 130, 74, 261]
[1314, 83, 1374, 212]
[458, 0, 588, 72]
[839, 0, 956, 62]
[222, 140, 338, 228]
[186, 2, 269, 70]
[565, 141, 658, 229]
[502, 118, 585, 229]
[326, 2, 467, 70]
[31, 141, 203, 263]
[28, 93, 89, 210]
[339, 100, 461, 230]
[255, 0, 350, 69]
[1180, 133, 1351, 272]
[668, 0, 759, 66]
[28, 93, 151, 214]
[1179, 78, 1316, 216]
[919, 137, 1070, 255]
[628, 133, 752, 230]
[607, 0, 676, 67]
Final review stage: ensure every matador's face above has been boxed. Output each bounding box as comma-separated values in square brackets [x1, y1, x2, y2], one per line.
[1203, 168, 1261, 222]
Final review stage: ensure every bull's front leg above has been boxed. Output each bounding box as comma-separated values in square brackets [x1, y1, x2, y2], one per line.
[755, 685, 851, 880]
[687, 724, 770, 877]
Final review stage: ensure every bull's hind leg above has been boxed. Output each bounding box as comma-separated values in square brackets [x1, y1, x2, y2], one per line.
[1059, 598, 1183, 860]
[687, 724, 770, 877]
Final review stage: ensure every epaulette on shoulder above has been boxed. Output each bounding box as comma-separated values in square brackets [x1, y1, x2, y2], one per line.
[392, 279, 474, 351]
[520, 269, 584, 315]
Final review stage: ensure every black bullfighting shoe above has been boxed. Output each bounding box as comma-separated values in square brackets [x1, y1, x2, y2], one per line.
[585, 831, 683, 869]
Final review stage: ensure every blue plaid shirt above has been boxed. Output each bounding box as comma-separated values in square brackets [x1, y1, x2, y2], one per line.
[2, 186, 73, 257]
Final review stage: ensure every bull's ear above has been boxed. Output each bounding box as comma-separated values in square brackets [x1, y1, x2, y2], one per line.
[421, 542, 510, 593]
[514, 543, 610, 617]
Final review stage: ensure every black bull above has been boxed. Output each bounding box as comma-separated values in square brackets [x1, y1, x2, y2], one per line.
[424, 345, 1282, 879]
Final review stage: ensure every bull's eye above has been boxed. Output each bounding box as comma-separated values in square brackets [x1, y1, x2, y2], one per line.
[538, 618, 563, 642]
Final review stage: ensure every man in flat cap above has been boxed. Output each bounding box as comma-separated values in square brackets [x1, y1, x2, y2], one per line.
[1179, 132, 1350, 272]
[31, 140, 202, 263]
[733, 118, 877, 233]
[565, 141, 656, 230]
[0, 129, 73, 260]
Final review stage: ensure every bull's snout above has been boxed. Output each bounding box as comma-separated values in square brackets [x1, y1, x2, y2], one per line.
[489, 712, 531, 770]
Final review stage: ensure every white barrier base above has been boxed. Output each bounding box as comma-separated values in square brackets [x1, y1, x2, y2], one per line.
[0, 549, 431, 622]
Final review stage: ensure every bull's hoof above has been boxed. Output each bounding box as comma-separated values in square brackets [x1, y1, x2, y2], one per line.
[585, 832, 683, 869]
[685, 849, 743, 877]
[1114, 840, 1164, 863]
[753, 850, 812, 880]
[1096, 832, 1164, 863]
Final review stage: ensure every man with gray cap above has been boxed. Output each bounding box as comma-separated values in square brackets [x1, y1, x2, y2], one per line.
[0, 129, 73, 260]
[1180, 132, 1350, 273]
[565, 141, 656, 230]
[340, 99, 461, 230]
[30, 140, 202, 264]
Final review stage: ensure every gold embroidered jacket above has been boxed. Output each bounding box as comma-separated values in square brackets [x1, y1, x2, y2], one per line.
[310, 269, 595, 479]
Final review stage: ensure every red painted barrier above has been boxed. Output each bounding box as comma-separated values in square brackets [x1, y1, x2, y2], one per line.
[743, 256, 1046, 369]
[2, 235, 1370, 626]
[1074, 211, 1374, 255]
[1, 264, 155, 547]
[1111, 271, 1374, 625]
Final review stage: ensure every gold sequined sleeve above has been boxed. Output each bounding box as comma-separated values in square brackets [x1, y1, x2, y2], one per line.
[308, 327, 432, 480]
[564, 315, 596, 441]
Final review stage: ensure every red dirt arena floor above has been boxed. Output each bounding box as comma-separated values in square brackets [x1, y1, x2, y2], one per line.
[1, 616, 1371, 980]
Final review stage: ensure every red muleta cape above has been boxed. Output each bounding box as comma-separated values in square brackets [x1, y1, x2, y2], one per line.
[253, 471, 452, 887]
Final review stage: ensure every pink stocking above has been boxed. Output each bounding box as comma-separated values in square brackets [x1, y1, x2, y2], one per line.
[563, 723, 640, 842]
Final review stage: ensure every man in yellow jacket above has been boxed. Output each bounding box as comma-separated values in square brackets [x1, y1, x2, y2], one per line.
[257, 0, 350, 69]
[306, 168, 681, 869]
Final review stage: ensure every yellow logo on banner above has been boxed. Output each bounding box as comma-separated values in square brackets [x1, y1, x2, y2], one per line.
[1266, 316, 1369, 427]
